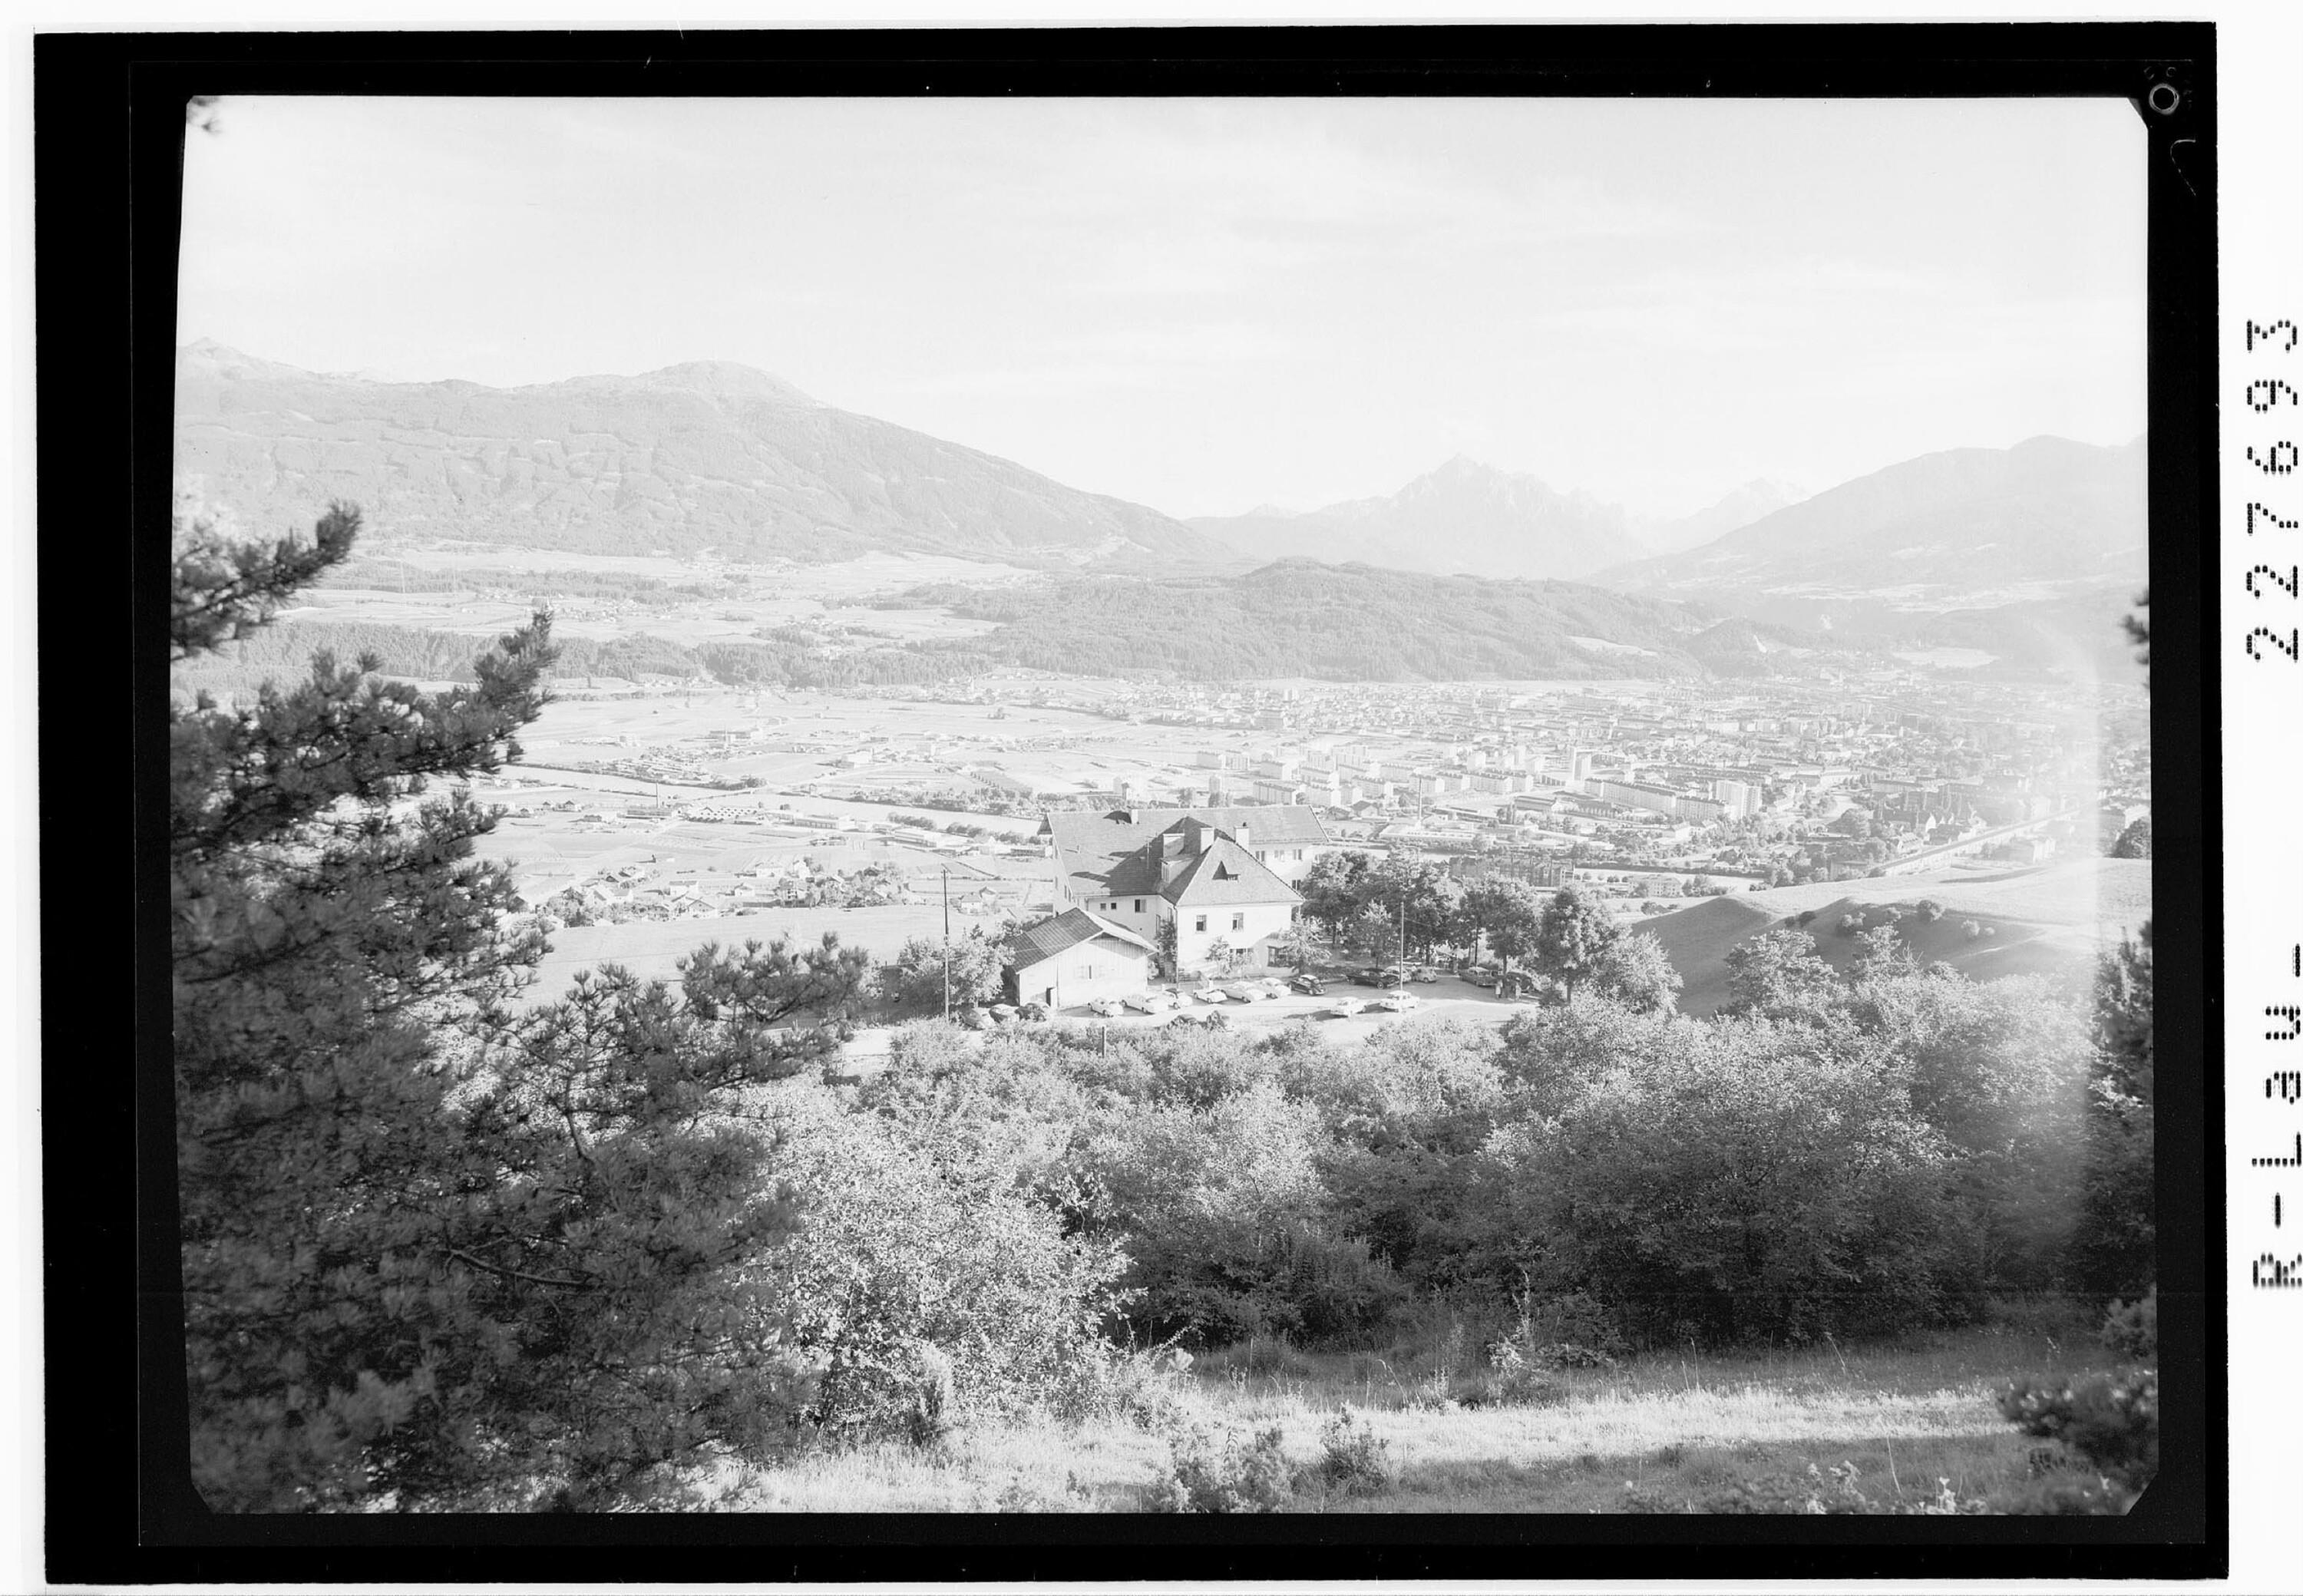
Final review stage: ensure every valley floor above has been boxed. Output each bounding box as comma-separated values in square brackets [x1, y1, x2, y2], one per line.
[691, 1321, 2123, 1514]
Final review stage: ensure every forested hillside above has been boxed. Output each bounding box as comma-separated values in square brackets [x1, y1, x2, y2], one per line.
[888, 560, 1736, 681]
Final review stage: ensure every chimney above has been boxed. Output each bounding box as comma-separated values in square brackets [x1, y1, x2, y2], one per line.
[1181, 818, 1208, 856]
[1232, 820, 1252, 854]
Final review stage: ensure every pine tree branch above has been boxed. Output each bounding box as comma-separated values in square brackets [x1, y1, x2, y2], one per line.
[444, 1247, 595, 1291]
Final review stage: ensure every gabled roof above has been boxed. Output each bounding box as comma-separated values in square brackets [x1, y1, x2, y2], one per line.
[1160, 837, 1300, 907]
[1039, 805, 1330, 900]
[1000, 907, 1155, 970]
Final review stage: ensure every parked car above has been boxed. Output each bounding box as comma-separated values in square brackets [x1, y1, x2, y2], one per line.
[1316, 1000, 1364, 1019]
[1372, 990, 1420, 1013]
[1376, 965, 1408, 986]
[1289, 973, 1326, 996]
[1087, 997, 1127, 1018]
[1219, 982, 1259, 1003]
[1409, 965, 1440, 984]
[987, 1003, 1018, 1026]
[958, 1006, 990, 1031]
[1351, 967, 1386, 987]
[1497, 970, 1543, 1001]
[1464, 968, 1501, 989]
[1194, 985, 1230, 1004]
[1252, 979, 1287, 1000]
[1121, 992, 1160, 1015]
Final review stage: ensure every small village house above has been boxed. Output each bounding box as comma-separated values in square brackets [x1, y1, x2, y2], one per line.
[1000, 908, 1155, 1010]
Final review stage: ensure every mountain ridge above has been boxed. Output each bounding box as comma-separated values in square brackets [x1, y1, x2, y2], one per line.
[173, 343, 1234, 570]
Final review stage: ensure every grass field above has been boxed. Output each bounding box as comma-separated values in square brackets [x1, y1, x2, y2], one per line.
[698, 1316, 2126, 1514]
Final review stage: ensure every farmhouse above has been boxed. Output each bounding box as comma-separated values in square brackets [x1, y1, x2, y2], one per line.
[1039, 806, 1330, 975]
[1000, 908, 1155, 1010]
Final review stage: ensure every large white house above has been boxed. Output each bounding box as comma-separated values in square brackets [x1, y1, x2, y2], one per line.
[1037, 806, 1336, 975]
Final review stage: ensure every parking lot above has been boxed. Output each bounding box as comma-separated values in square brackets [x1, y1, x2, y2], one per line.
[1009, 970, 1535, 1043]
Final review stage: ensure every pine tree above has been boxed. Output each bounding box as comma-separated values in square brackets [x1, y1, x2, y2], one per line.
[170, 503, 862, 1509]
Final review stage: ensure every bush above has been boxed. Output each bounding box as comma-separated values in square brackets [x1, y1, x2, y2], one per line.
[1082, 1081, 1403, 1343]
[762, 1102, 1130, 1439]
[1141, 1420, 1294, 1513]
[1479, 1019, 1961, 1346]
[1310, 1406, 1395, 1495]
[2100, 1288, 2158, 1360]
[1961, 920, 1982, 940]
[1917, 898, 1945, 922]
[1476, 1339, 1568, 1406]
[1997, 1368, 2157, 1494]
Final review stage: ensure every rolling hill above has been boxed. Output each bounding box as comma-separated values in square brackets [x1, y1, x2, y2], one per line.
[1593, 435, 2146, 624]
[1634, 857, 2151, 1016]
[173, 342, 1235, 570]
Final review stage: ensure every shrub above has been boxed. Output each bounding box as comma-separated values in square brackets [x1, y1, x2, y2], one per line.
[1917, 898, 1945, 922]
[1961, 920, 1982, 940]
[1310, 1406, 1395, 1495]
[2100, 1288, 2158, 1360]
[1479, 1020, 1961, 1346]
[1997, 1368, 2157, 1494]
[888, 928, 1004, 1013]
[1082, 1082, 1403, 1343]
[1141, 1421, 1295, 1513]
[1477, 1343, 1567, 1407]
[762, 1102, 1130, 1439]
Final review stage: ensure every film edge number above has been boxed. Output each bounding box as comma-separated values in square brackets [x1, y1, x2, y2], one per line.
[2245, 318, 2297, 660]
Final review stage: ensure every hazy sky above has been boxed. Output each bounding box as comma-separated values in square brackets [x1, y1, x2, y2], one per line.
[178, 95, 2146, 520]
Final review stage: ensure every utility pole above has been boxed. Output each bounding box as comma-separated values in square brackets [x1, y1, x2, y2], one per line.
[941, 865, 953, 1023]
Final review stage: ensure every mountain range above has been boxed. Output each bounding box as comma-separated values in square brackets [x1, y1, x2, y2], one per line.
[174, 343, 2147, 679]
[1594, 435, 2148, 619]
[1191, 462, 1809, 579]
[173, 341, 1230, 569]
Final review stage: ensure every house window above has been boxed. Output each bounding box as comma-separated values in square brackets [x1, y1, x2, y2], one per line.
[1134, 898, 1145, 914]
[1194, 915, 1207, 933]
[1231, 913, 1245, 931]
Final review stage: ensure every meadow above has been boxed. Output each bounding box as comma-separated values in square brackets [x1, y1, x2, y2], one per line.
[698, 1311, 2120, 1514]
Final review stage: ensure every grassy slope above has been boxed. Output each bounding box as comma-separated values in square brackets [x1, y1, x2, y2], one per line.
[696, 1320, 2121, 1513]
[1634, 858, 2153, 1016]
